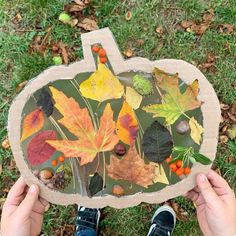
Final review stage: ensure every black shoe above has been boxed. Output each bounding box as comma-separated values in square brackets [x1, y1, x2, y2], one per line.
[76, 206, 101, 234]
[147, 205, 176, 236]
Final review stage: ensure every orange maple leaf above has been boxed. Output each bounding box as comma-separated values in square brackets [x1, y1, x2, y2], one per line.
[106, 146, 156, 188]
[46, 87, 119, 165]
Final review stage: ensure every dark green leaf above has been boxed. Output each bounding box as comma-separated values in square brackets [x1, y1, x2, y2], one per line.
[89, 172, 103, 197]
[37, 87, 54, 117]
[142, 121, 173, 163]
[193, 153, 212, 165]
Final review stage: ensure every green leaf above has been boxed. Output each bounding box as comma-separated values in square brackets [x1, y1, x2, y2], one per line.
[89, 172, 103, 197]
[193, 153, 212, 165]
[189, 156, 197, 164]
[142, 121, 173, 163]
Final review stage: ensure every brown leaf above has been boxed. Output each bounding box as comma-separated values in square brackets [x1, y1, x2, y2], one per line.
[203, 9, 214, 24]
[78, 18, 99, 31]
[180, 20, 194, 29]
[7, 159, 16, 170]
[125, 11, 132, 21]
[123, 49, 134, 58]
[218, 24, 234, 35]
[220, 135, 228, 144]
[155, 26, 164, 35]
[136, 39, 145, 47]
[0, 163, 2, 175]
[106, 146, 155, 188]
[169, 200, 188, 222]
[15, 81, 28, 94]
[1, 138, 10, 149]
[13, 13, 22, 24]
[191, 23, 209, 35]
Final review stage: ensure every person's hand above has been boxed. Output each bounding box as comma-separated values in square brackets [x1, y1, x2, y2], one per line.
[186, 170, 236, 236]
[0, 177, 48, 236]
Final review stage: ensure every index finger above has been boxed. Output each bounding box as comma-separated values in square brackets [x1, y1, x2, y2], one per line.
[5, 177, 27, 205]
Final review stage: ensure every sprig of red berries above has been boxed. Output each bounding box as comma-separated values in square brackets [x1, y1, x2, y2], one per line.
[92, 45, 108, 64]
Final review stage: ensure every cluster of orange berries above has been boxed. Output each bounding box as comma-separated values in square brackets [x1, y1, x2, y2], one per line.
[92, 45, 108, 64]
[165, 157, 191, 176]
[51, 155, 65, 167]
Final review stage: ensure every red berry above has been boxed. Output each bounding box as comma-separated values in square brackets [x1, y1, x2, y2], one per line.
[92, 45, 100, 53]
[176, 167, 184, 176]
[51, 160, 57, 166]
[176, 160, 183, 168]
[58, 156, 65, 163]
[165, 157, 172, 163]
[98, 48, 106, 57]
[169, 163, 177, 172]
[100, 57, 108, 64]
[184, 167, 191, 175]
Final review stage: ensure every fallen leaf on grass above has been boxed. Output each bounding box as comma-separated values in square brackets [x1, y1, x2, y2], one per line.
[21, 108, 44, 142]
[80, 62, 124, 102]
[168, 200, 188, 222]
[218, 24, 234, 35]
[155, 26, 164, 35]
[78, 18, 99, 31]
[106, 146, 155, 188]
[65, 0, 90, 12]
[1, 138, 10, 149]
[180, 20, 194, 29]
[116, 101, 139, 145]
[125, 86, 142, 110]
[7, 159, 16, 170]
[46, 89, 119, 165]
[15, 81, 28, 94]
[125, 11, 132, 21]
[189, 117, 204, 145]
[143, 68, 202, 125]
[227, 125, 236, 139]
[27, 130, 57, 166]
[0, 163, 2, 175]
[123, 49, 134, 58]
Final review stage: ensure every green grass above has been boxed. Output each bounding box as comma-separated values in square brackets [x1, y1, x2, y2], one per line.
[0, 0, 236, 235]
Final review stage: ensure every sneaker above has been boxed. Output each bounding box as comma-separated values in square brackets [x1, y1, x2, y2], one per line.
[147, 205, 176, 236]
[76, 206, 101, 234]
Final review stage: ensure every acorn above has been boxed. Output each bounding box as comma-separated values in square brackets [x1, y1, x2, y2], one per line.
[114, 143, 126, 156]
[112, 185, 125, 197]
[176, 120, 190, 134]
[39, 169, 53, 180]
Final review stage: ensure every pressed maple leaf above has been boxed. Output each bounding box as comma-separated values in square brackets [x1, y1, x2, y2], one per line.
[27, 130, 57, 166]
[21, 108, 44, 142]
[106, 146, 156, 188]
[143, 68, 202, 125]
[49, 86, 95, 139]
[116, 101, 139, 145]
[79, 62, 124, 102]
[46, 91, 119, 165]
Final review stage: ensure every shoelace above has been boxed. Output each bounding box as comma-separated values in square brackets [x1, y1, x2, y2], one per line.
[152, 224, 173, 236]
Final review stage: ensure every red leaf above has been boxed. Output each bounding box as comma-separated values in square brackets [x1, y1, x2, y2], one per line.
[27, 130, 57, 166]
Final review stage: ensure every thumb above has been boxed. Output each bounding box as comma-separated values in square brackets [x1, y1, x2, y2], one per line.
[197, 173, 221, 207]
[16, 184, 39, 219]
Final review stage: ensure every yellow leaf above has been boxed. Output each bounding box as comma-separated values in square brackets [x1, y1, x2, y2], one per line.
[116, 101, 139, 145]
[125, 86, 142, 110]
[189, 117, 204, 145]
[152, 164, 169, 185]
[143, 68, 202, 125]
[79, 62, 124, 102]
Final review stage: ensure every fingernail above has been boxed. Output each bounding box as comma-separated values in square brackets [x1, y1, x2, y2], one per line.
[29, 185, 37, 194]
[199, 174, 207, 183]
